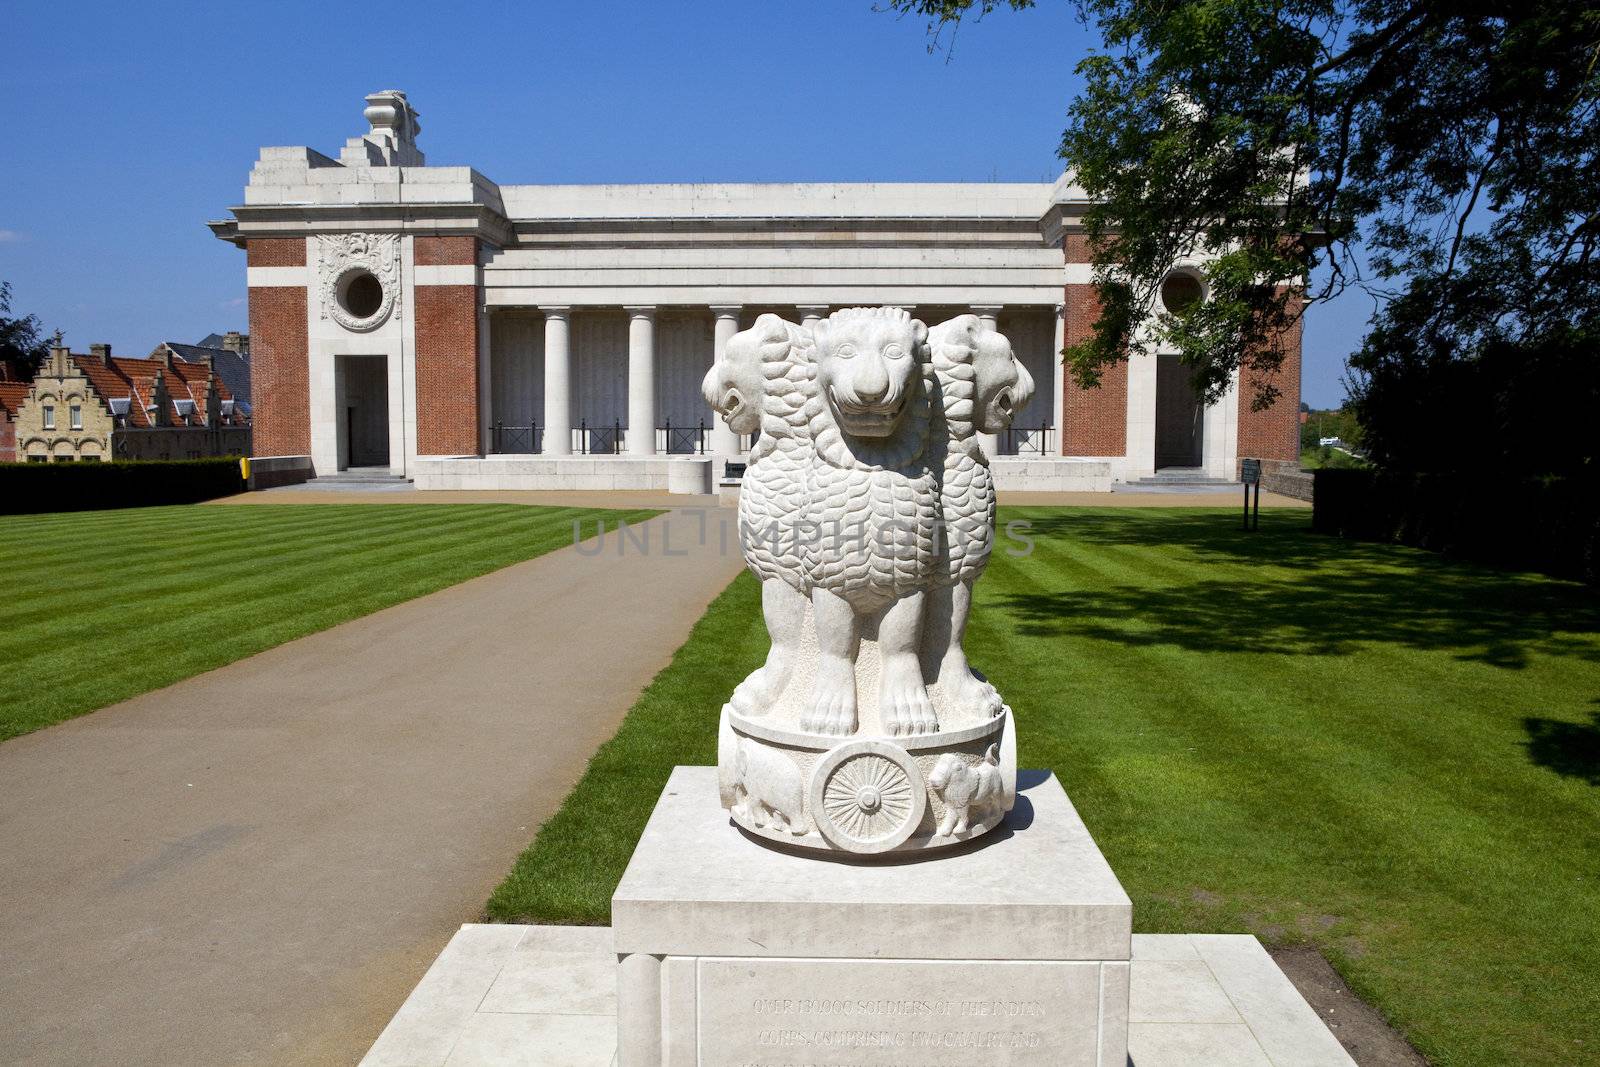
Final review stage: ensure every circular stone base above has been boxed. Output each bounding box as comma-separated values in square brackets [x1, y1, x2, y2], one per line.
[717, 705, 1016, 856]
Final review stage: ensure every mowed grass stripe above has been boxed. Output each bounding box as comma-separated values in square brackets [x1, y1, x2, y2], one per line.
[1, 508, 530, 661]
[0, 503, 659, 741]
[2, 504, 602, 629]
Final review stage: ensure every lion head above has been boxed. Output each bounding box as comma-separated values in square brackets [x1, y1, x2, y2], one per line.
[704, 314, 781, 435]
[811, 307, 927, 440]
[702, 313, 812, 458]
[972, 327, 1035, 434]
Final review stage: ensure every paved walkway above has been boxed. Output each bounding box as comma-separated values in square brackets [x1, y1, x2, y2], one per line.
[0, 508, 743, 1066]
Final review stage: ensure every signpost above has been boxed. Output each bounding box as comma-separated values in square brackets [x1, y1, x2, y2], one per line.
[1240, 458, 1262, 531]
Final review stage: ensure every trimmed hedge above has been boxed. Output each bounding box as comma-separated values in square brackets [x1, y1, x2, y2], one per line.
[0, 458, 246, 515]
[1313, 469, 1599, 583]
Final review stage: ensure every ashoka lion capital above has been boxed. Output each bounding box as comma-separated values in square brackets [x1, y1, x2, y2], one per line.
[703, 307, 1035, 855]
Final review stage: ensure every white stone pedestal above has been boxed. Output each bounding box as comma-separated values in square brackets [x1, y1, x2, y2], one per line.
[611, 766, 1133, 1067]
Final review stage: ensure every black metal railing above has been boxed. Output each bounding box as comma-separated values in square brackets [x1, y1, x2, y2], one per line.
[580, 420, 622, 455]
[660, 419, 709, 455]
[490, 422, 541, 454]
[1001, 424, 1055, 456]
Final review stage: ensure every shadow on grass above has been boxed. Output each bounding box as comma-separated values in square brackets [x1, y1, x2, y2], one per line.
[1524, 709, 1600, 784]
[997, 510, 1600, 669]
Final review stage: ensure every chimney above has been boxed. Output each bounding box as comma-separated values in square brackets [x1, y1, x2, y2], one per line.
[150, 369, 171, 427]
[223, 331, 245, 353]
[205, 372, 221, 428]
[90, 343, 112, 364]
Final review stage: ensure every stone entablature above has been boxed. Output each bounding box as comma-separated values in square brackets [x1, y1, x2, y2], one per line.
[211, 91, 1303, 488]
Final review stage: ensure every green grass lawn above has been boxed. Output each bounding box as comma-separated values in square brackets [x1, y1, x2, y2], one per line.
[0, 503, 656, 742]
[488, 507, 1600, 1067]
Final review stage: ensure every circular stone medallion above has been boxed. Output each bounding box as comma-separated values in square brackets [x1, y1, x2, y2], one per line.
[807, 740, 927, 854]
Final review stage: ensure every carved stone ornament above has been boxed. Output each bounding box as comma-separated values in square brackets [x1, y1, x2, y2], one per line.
[704, 308, 1035, 855]
[319, 233, 400, 332]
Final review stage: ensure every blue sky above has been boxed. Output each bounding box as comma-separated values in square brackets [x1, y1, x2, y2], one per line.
[1, 0, 1362, 407]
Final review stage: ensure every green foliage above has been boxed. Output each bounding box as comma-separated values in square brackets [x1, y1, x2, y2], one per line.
[0, 281, 58, 379]
[1298, 407, 1361, 452]
[1314, 468, 1598, 582]
[0, 503, 658, 741]
[1299, 444, 1367, 470]
[0, 458, 246, 513]
[885, 1, 1600, 442]
[490, 508, 1600, 1065]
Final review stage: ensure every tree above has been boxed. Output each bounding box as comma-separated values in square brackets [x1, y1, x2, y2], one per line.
[0, 282, 58, 380]
[889, 1, 1600, 473]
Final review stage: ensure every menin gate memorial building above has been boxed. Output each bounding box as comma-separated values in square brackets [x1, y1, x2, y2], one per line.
[211, 91, 1301, 493]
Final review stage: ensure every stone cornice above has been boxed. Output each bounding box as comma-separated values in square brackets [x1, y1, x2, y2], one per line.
[216, 203, 515, 249]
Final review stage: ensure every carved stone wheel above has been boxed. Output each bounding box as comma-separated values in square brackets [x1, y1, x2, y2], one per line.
[808, 740, 927, 854]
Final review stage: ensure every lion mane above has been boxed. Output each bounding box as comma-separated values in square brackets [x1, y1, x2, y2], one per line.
[736, 315, 815, 592]
[800, 307, 941, 608]
[926, 315, 997, 586]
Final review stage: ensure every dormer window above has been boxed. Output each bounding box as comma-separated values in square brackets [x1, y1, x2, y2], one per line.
[109, 397, 131, 427]
[174, 399, 197, 423]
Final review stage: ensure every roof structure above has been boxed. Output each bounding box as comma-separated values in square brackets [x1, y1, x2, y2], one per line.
[0, 381, 30, 420]
[68, 354, 244, 429]
[162, 340, 251, 405]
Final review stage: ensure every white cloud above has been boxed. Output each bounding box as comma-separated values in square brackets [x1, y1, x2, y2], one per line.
[220, 297, 245, 308]
[0, 230, 22, 243]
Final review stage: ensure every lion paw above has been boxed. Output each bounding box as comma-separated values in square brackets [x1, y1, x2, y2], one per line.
[803, 667, 858, 736]
[730, 667, 778, 717]
[940, 664, 1002, 719]
[881, 663, 938, 736]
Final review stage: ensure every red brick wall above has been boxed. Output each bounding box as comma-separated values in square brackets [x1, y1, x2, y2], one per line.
[1059, 272, 1129, 457]
[1063, 233, 1095, 264]
[0, 414, 14, 463]
[414, 236, 477, 267]
[1236, 297, 1304, 462]
[246, 239, 306, 268]
[247, 284, 310, 457]
[414, 283, 481, 455]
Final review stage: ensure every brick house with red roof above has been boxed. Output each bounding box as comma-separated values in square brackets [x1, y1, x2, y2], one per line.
[0, 376, 30, 462]
[12, 345, 249, 462]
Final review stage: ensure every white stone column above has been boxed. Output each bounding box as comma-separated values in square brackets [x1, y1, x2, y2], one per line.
[710, 306, 743, 464]
[1053, 301, 1066, 457]
[797, 305, 829, 330]
[626, 306, 657, 456]
[541, 306, 572, 455]
[973, 305, 1004, 459]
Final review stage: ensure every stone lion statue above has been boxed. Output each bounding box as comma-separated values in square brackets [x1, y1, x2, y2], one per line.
[700, 313, 813, 718]
[800, 307, 941, 737]
[705, 308, 1036, 733]
[922, 316, 1035, 716]
[704, 306, 1031, 855]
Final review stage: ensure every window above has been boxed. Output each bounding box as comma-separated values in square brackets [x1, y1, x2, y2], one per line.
[70, 404, 82, 430]
[83, 454, 101, 462]
[339, 270, 384, 319]
[1159, 271, 1205, 315]
[27, 454, 47, 463]
[42, 405, 55, 430]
